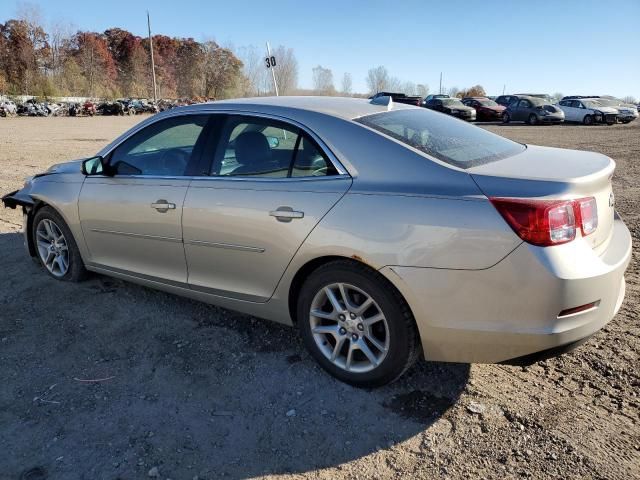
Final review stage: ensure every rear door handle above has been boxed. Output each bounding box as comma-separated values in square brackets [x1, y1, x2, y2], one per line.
[151, 200, 176, 212]
[269, 206, 304, 222]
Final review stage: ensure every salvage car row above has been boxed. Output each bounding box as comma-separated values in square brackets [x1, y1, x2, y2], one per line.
[414, 93, 638, 125]
[0, 98, 202, 117]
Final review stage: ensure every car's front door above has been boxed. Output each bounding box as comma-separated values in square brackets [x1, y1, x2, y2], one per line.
[79, 114, 212, 282]
[182, 114, 352, 302]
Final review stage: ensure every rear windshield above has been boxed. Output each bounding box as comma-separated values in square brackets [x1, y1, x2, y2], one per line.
[356, 109, 525, 169]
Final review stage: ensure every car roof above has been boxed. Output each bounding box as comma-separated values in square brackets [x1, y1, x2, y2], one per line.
[181, 96, 417, 121]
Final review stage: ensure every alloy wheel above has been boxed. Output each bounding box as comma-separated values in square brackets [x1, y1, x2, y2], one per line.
[36, 218, 69, 278]
[309, 282, 390, 373]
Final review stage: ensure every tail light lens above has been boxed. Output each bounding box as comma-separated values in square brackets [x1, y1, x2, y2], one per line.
[490, 197, 598, 247]
[576, 197, 598, 235]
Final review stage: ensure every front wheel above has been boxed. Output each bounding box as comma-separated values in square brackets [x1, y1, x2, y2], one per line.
[583, 114, 593, 125]
[32, 207, 88, 282]
[297, 260, 421, 387]
[528, 114, 538, 125]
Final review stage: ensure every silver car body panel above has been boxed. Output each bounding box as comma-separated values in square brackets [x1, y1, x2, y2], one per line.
[8, 97, 631, 364]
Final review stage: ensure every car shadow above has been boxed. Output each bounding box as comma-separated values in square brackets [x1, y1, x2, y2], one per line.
[0, 231, 469, 479]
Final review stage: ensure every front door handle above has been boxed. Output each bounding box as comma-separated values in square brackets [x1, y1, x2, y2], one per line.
[269, 206, 304, 222]
[151, 200, 176, 212]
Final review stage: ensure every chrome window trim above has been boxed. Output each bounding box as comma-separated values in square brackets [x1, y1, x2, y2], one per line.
[98, 109, 350, 178]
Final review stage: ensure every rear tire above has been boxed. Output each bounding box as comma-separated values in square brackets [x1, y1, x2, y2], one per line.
[297, 260, 421, 388]
[32, 207, 88, 282]
[583, 114, 593, 125]
[502, 112, 510, 124]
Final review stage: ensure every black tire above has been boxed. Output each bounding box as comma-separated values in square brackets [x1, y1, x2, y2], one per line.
[297, 260, 421, 388]
[32, 206, 88, 282]
[502, 112, 510, 124]
[528, 114, 538, 125]
[583, 114, 593, 125]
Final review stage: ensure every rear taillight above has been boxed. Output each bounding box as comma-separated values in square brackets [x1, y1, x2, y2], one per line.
[576, 197, 598, 236]
[490, 197, 598, 247]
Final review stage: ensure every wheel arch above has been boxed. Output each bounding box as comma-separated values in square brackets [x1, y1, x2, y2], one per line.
[286, 255, 418, 338]
[25, 200, 70, 258]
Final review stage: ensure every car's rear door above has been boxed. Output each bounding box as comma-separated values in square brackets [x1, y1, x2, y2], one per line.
[78, 114, 213, 283]
[182, 114, 352, 302]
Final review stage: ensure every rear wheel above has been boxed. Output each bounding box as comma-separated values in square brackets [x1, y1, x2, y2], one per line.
[583, 114, 593, 125]
[32, 207, 88, 282]
[502, 112, 510, 124]
[297, 260, 421, 387]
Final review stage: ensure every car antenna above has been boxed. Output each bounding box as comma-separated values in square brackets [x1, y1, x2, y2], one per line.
[370, 95, 394, 110]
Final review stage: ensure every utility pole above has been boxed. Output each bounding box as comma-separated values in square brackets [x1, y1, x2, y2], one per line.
[502, 84, 506, 95]
[147, 11, 158, 102]
[266, 41, 279, 96]
[439, 72, 442, 95]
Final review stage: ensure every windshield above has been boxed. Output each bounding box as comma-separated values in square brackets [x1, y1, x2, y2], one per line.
[478, 99, 499, 106]
[442, 98, 464, 107]
[356, 109, 525, 169]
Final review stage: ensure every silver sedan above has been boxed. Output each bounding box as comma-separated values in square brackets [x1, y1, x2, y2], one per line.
[2, 97, 632, 387]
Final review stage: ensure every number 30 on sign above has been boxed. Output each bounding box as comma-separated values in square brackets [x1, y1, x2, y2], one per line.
[265, 56, 276, 68]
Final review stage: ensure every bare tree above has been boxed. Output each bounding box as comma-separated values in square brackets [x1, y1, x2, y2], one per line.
[366, 66, 390, 94]
[622, 95, 637, 104]
[312, 65, 334, 94]
[271, 45, 298, 95]
[447, 86, 460, 98]
[341, 72, 352, 96]
[234, 45, 269, 96]
[416, 83, 429, 97]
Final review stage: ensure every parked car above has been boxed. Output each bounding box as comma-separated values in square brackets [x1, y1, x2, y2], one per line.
[461, 97, 506, 121]
[2, 97, 631, 387]
[0, 99, 17, 116]
[421, 94, 450, 106]
[369, 92, 422, 106]
[595, 97, 638, 124]
[423, 97, 476, 121]
[495, 95, 521, 107]
[503, 96, 564, 124]
[557, 98, 617, 125]
[515, 93, 554, 102]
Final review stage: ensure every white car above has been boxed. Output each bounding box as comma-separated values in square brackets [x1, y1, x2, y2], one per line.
[0, 100, 17, 116]
[557, 99, 618, 125]
[596, 97, 639, 124]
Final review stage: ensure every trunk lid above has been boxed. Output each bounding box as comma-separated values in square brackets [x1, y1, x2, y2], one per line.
[468, 144, 615, 249]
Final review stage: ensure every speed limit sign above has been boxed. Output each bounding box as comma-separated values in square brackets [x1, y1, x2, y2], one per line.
[265, 56, 276, 68]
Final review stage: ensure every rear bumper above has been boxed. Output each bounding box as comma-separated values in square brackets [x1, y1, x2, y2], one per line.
[381, 216, 632, 363]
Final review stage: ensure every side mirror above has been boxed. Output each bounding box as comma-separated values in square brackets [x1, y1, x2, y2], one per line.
[266, 136, 280, 148]
[81, 156, 106, 176]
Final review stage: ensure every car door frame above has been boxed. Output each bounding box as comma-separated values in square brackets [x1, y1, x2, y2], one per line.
[181, 110, 352, 302]
[78, 112, 220, 282]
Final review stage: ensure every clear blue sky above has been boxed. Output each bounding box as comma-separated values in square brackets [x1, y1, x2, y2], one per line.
[2, 0, 639, 98]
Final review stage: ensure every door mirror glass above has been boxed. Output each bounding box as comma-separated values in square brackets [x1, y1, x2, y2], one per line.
[81, 156, 105, 175]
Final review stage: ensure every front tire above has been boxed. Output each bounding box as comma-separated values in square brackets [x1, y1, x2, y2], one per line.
[297, 260, 421, 387]
[32, 207, 88, 282]
[528, 114, 538, 125]
[583, 114, 593, 125]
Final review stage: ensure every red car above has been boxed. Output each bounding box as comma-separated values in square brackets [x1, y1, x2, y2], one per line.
[462, 97, 505, 121]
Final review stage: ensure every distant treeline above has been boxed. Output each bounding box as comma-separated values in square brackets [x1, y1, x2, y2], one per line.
[0, 18, 247, 100]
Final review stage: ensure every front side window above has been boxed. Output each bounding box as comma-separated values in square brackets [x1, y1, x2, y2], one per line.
[356, 108, 525, 169]
[110, 115, 209, 176]
[518, 100, 531, 109]
[211, 116, 337, 178]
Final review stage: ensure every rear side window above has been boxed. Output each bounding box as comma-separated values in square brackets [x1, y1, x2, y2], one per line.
[211, 116, 337, 178]
[356, 109, 525, 169]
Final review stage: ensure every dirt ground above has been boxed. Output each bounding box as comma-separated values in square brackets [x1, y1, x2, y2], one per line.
[0, 116, 638, 480]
